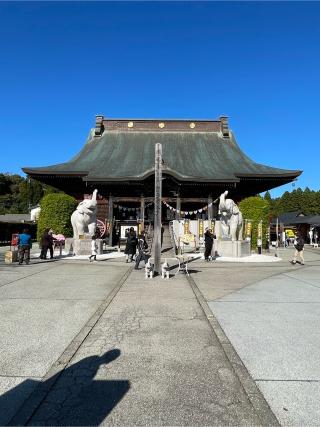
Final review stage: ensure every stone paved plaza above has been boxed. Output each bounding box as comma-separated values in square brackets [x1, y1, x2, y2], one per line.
[0, 246, 320, 425]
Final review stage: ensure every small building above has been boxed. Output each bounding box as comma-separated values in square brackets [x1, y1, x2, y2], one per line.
[0, 214, 36, 244]
[271, 212, 320, 244]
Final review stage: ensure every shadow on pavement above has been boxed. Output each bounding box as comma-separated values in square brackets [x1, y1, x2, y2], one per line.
[2, 349, 130, 426]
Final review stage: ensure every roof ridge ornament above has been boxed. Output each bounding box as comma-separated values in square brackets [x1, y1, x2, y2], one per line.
[95, 115, 104, 137]
[220, 116, 230, 138]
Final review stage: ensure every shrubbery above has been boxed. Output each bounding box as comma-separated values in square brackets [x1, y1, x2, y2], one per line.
[37, 193, 77, 240]
[239, 196, 270, 249]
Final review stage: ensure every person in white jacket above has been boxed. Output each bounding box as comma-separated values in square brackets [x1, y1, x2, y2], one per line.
[89, 235, 98, 262]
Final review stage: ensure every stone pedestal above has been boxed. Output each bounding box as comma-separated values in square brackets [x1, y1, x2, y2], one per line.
[214, 240, 250, 258]
[72, 238, 104, 256]
[64, 238, 74, 255]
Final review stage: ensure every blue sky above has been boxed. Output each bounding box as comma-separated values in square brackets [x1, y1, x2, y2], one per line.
[0, 1, 319, 197]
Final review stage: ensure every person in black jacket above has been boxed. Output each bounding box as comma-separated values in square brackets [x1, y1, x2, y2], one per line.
[204, 228, 214, 261]
[124, 227, 137, 263]
[290, 231, 305, 265]
[40, 228, 54, 260]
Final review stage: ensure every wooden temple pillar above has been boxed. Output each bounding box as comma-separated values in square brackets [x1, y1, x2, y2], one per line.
[208, 194, 213, 221]
[140, 195, 145, 232]
[175, 194, 181, 220]
[108, 194, 113, 246]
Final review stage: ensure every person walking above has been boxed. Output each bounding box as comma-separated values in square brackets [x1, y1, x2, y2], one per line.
[124, 227, 137, 263]
[204, 228, 214, 261]
[18, 228, 32, 265]
[134, 231, 149, 270]
[290, 231, 305, 265]
[89, 235, 98, 262]
[40, 228, 54, 259]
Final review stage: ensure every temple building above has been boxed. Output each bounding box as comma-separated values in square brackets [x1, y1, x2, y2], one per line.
[23, 115, 301, 233]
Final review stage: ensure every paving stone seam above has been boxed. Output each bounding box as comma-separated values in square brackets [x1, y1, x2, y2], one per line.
[0, 374, 42, 379]
[0, 265, 59, 289]
[7, 265, 133, 427]
[0, 297, 106, 301]
[192, 265, 308, 293]
[186, 273, 280, 426]
[255, 379, 320, 383]
[282, 272, 320, 289]
[211, 300, 320, 304]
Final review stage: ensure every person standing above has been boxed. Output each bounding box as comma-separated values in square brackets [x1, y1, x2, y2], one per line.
[204, 228, 214, 261]
[124, 227, 137, 263]
[18, 228, 32, 265]
[48, 229, 55, 259]
[89, 235, 98, 262]
[290, 231, 305, 265]
[40, 228, 54, 259]
[134, 231, 149, 270]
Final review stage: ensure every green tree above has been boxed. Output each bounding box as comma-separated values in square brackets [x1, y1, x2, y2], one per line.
[239, 196, 270, 250]
[18, 178, 45, 212]
[0, 174, 10, 195]
[37, 193, 77, 240]
[264, 191, 272, 202]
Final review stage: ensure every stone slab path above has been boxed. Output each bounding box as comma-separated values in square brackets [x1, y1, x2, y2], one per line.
[1, 261, 277, 426]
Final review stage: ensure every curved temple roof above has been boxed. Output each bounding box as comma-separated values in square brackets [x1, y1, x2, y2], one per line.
[23, 118, 301, 186]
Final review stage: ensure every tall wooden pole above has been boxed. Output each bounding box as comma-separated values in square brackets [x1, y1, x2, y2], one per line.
[140, 195, 145, 232]
[108, 194, 113, 246]
[176, 194, 181, 220]
[154, 143, 162, 274]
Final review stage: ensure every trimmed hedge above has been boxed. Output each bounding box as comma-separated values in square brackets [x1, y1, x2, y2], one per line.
[239, 196, 270, 249]
[37, 193, 77, 241]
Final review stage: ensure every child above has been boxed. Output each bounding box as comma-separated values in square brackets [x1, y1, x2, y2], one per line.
[134, 232, 149, 270]
[89, 235, 98, 262]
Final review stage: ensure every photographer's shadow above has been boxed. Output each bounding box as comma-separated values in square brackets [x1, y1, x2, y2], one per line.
[2, 349, 130, 426]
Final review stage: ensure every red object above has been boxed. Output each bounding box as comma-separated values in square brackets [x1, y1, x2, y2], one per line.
[11, 234, 19, 246]
[96, 219, 106, 237]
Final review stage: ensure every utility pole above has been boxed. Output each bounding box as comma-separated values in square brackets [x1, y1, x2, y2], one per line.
[154, 143, 162, 275]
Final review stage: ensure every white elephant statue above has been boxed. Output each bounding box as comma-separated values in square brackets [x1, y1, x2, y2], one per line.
[71, 189, 98, 239]
[219, 191, 243, 241]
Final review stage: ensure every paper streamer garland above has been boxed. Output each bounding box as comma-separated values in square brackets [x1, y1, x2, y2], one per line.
[163, 201, 212, 216]
[114, 202, 154, 212]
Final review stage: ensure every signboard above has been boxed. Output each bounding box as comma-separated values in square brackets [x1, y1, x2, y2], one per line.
[120, 225, 138, 239]
[184, 219, 190, 234]
[257, 221, 262, 241]
[182, 233, 195, 243]
[96, 219, 106, 237]
[245, 220, 252, 240]
[198, 219, 204, 236]
[11, 234, 19, 246]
